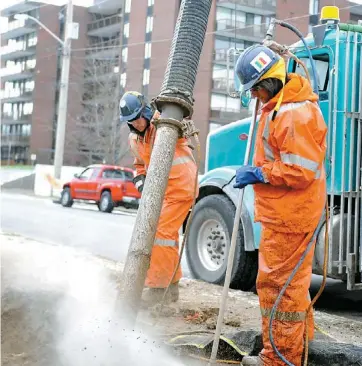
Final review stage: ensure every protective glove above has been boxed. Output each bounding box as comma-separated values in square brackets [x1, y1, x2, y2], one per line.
[133, 174, 146, 193]
[233, 165, 266, 189]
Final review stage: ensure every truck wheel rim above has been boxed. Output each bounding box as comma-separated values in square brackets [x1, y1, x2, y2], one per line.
[62, 191, 69, 204]
[197, 219, 228, 271]
[101, 195, 109, 210]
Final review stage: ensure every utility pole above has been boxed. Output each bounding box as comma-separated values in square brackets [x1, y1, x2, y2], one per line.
[53, 0, 73, 180]
[120, 0, 212, 326]
[112, 0, 126, 164]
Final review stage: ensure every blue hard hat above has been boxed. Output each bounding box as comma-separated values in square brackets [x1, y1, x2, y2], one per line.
[235, 44, 280, 92]
[119, 91, 153, 123]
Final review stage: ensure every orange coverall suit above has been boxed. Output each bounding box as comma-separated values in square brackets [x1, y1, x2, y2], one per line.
[253, 74, 327, 365]
[129, 119, 198, 288]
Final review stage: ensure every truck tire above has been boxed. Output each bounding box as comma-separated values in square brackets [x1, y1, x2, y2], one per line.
[61, 187, 73, 208]
[98, 191, 114, 213]
[185, 194, 258, 291]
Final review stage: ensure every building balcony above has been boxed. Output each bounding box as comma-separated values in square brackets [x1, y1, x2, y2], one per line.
[216, 0, 276, 14]
[88, 0, 122, 16]
[0, 65, 35, 82]
[87, 14, 121, 37]
[1, 44, 36, 61]
[216, 19, 269, 42]
[213, 49, 229, 64]
[1, 134, 31, 147]
[1, 1, 40, 17]
[86, 38, 120, 60]
[0, 90, 33, 103]
[1, 114, 32, 124]
[1, 18, 37, 40]
[212, 78, 235, 93]
[210, 107, 250, 123]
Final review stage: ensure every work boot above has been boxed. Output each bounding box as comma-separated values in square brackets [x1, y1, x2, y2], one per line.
[241, 356, 263, 365]
[142, 282, 179, 307]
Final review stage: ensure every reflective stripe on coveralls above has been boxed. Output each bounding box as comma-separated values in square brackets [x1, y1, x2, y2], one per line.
[253, 74, 327, 366]
[129, 120, 198, 288]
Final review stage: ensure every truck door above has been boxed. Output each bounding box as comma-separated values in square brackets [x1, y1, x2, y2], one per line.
[73, 167, 96, 200]
[86, 168, 101, 200]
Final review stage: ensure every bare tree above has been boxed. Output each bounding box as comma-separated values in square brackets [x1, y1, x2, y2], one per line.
[74, 41, 129, 166]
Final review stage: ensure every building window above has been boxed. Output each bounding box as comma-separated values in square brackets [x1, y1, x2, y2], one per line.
[146, 16, 153, 33]
[211, 93, 240, 111]
[125, 0, 132, 13]
[122, 47, 128, 62]
[25, 80, 34, 92]
[24, 102, 33, 115]
[22, 124, 31, 136]
[26, 59, 36, 69]
[148, 0, 154, 5]
[142, 69, 150, 85]
[209, 122, 222, 132]
[123, 22, 129, 38]
[120, 73, 127, 87]
[144, 42, 152, 58]
[27, 33, 37, 47]
[246, 13, 255, 26]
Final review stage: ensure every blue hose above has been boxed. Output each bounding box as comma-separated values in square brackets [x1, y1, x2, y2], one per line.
[278, 21, 320, 100]
[268, 214, 325, 366]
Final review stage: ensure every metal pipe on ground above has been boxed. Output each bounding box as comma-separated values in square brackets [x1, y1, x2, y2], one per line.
[120, 0, 212, 327]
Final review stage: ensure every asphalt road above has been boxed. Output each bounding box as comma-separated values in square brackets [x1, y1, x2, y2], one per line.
[0, 192, 190, 277]
[1, 192, 361, 319]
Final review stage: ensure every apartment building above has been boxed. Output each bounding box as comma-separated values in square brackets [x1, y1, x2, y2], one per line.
[1, 1, 61, 164]
[123, 0, 276, 170]
[1, 0, 361, 169]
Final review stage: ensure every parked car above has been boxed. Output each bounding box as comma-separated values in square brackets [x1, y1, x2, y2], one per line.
[60, 164, 141, 213]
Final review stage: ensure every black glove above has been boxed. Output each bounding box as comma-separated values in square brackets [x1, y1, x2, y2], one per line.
[133, 174, 146, 193]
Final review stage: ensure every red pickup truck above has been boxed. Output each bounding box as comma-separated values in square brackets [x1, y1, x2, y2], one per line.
[60, 164, 141, 213]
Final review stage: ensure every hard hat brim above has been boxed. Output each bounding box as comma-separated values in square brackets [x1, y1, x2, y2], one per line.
[240, 78, 257, 93]
[119, 107, 142, 122]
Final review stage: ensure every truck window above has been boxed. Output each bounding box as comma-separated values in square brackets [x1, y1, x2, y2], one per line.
[102, 169, 114, 179]
[112, 170, 124, 179]
[78, 168, 94, 179]
[123, 171, 134, 182]
[292, 54, 329, 92]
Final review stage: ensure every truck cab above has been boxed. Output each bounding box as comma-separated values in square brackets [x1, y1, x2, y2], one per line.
[185, 10, 362, 291]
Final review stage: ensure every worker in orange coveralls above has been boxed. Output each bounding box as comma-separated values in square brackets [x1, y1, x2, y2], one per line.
[119, 91, 198, 305]
[233, 45, 327, 366]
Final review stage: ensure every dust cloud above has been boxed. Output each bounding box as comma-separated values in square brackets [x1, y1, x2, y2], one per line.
[1, 237, 186, 366]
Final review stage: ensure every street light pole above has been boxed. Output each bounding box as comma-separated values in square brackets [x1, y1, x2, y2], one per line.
[15, 13, 65, 46]
[15, 1, 74, 180]
[53, 0, 73, 180]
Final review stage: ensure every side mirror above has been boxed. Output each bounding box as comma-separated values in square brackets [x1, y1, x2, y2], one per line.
[240, 90, 252, 108]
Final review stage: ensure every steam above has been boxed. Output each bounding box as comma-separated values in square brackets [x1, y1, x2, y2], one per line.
[1, 237, 186, 366]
